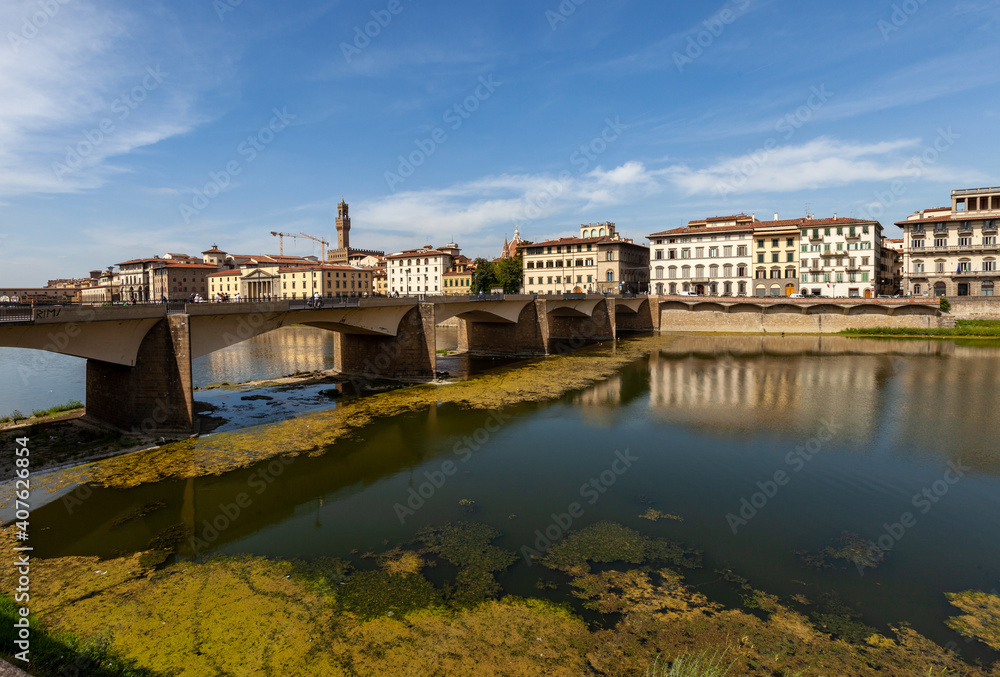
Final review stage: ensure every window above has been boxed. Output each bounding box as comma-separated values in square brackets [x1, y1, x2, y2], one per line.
[771, 239, 779, 247]
[681, 249, 691, 259]
[914, 283, 921, 294]
[723, 246, 733, 257]
[786, 238, 794, 247]
[737, 245, 748, 256]
[914, 262, 925, 273]
[936, 262, 945, 273]
[913, 239, 924, 248]
[935, 238, 947, 248]
[606, 251, 614, 261]
[983, 281, 995, 296]
[801, 245, 808, 253]
[771, 253, 779, 263]
[655, 266, 664, 279]
[709, 247, 719, 258]
[984, 260, 997, 272]
[655, 250, 663, 260]
[757, 253, 765, 263]
[984, 236, 997, 245]
[606, 271, 613, 282]
[737, 264, 747, 277]
[757, 239, 765, 248]
[959, 237, 972, 246]
[695, 247, 704, 258]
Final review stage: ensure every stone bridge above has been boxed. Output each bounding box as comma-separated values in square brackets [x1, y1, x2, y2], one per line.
[0, 295, 939, 433]
[0, 296, 652, 433]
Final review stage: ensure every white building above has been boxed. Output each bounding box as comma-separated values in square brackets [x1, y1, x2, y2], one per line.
[797, 216, 882, 298]
[648, 214, 757, 296]
[386, 244, 460, 296]
[898, 186, 1000, 298]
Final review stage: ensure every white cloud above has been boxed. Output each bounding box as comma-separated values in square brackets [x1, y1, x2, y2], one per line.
[0, 0, 223, 197]
[664, 136, 978, 197]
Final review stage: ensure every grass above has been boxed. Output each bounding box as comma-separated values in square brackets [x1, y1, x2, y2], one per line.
[0, 593, 159, 676]
[0, 399, 83, 424]
[647, 647, 736, 676]
[840, 319, 1000, 338]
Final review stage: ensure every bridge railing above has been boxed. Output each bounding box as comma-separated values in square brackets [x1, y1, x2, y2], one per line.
[0, 303, 33, 322]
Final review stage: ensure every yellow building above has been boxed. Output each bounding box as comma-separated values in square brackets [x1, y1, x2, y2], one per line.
[442, 269, 473, 294]
[278, 264, 371, 299]
[751, 222, 800, 296]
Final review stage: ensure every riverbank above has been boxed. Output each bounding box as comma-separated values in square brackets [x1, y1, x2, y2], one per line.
[840, 319, 1000, 338]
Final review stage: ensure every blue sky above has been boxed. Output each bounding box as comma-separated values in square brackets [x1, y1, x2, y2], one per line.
[2, 0, 998, 285]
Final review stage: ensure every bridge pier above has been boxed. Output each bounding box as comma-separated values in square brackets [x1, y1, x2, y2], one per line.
[615, 298, 655, 333]
[334, 305, 436, 380]
[456, 301, 547, 356]
[85, 315, 195, 434]
[544, 298, 616, 352]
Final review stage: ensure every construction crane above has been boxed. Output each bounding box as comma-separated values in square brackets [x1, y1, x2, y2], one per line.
[270, 231, 330, 260]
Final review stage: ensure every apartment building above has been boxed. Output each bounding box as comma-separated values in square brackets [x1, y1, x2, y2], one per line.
[150, 261, 216, 301]
[752, 220, 801, 297]
[522, 222, 649, 294]
[278, 265, 371, 299]
[648, 214, 757, 296]
[797, 216, 882, 298]
[386, 243, 462, 296]
[898, 186, 1000, 297]
[880, 237, 904, 295]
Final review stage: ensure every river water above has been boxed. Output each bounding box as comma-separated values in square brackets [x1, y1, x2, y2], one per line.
[9, 330, 1000, 662]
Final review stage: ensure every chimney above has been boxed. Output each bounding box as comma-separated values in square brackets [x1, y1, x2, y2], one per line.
[773, 212, 779, 221]
[834, 213, 837, 220]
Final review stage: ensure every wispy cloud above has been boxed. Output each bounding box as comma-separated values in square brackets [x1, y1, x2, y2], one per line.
[0, 0, 227, 197]
[664, 136, 980, 197]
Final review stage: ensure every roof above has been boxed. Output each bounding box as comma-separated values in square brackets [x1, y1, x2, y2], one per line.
[385, 248, 453, 259]
[894, 213, 997, 226]
[277, 264, 368, 273]
[519, 235, 610, 248]
[700, 213, 756, 224]
[207, 270, 243, 277]
[650, 216, 875, 238]
[154, 263, 216, 270]
[202, 247, 227, 254]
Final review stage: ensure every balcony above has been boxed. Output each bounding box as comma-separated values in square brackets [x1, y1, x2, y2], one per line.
[820, 250, 841, 257]
[845, 231, 861, 240]
[983, 221, 998, 233]
[958, 222, 974, 234]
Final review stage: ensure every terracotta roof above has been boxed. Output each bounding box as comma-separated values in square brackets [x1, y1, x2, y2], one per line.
[650, 216, 875, 238]
[648, 224, 753, 238]
[698, 214, 756, 224]
[207, 270, 243, 277]
[154, 263, 216, 270]
[385, 248, 453, 259]
[519, 235, 610, 248]
[895, 213, 997, 226]
[277, 264, 367, 273]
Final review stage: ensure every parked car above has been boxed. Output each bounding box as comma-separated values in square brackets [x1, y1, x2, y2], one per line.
[677, 290, 698, 296]
[788, 293, 805, 298]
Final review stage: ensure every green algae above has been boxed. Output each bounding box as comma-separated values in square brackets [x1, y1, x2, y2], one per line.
[541, 521, 701, 574]
[797, 532, 887, 571]
[945, 590, 1000, 650]
[414, 521, 518, 609]
[415, 521, 516, 573]
[640, 508, 684, 522]
[337, 570, 443, 620]
[20, 334, 677, 498]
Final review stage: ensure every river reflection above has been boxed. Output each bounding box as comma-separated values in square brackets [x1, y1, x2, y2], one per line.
[20, 333, 1000, 661]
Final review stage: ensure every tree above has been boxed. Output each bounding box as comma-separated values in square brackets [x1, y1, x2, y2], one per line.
[495, 254, 524, 293]
[471, 258, 497, 294]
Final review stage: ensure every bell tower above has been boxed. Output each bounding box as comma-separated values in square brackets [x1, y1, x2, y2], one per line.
[336, 199, 351, 250]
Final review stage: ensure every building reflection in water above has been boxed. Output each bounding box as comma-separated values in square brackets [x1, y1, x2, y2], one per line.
[192, 326, 338, 387]
[646, 334, 1000, 473]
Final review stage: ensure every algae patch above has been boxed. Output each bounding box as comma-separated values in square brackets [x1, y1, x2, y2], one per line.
[540, 521, 701, 574]
[945, 590, 1000, 650]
